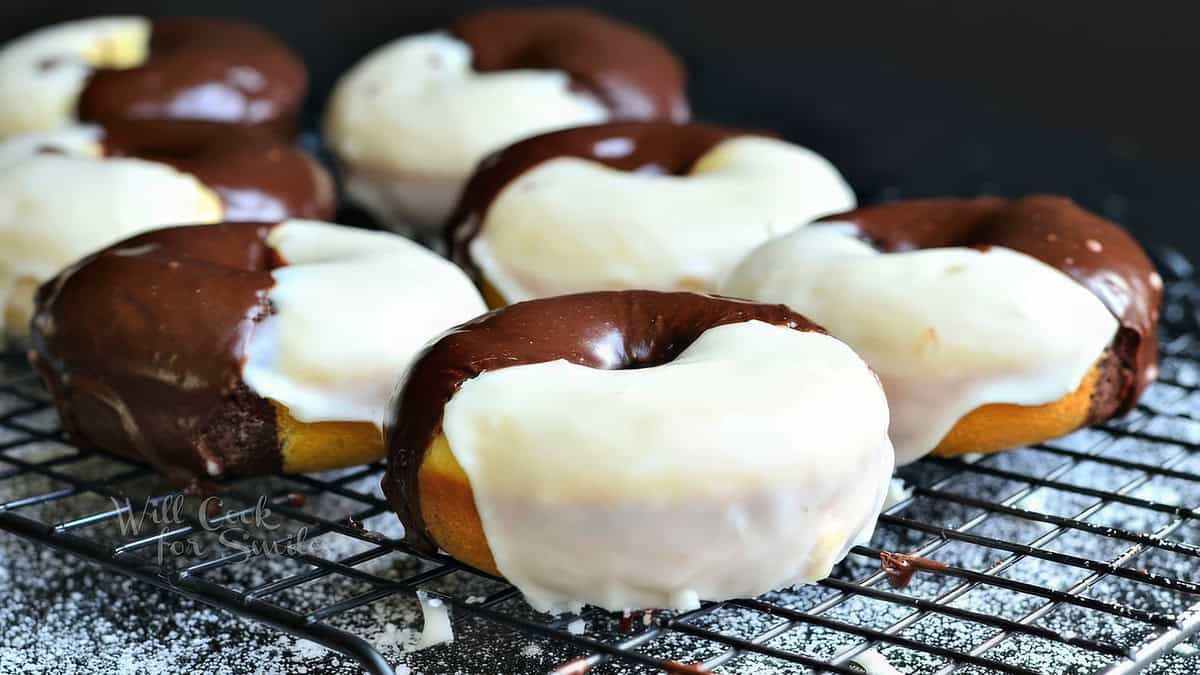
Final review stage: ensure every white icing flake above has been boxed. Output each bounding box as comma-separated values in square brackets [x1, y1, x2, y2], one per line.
[883, 478, 914, 510]
[850, 648, 904, 674]
[415, 592, 453, 650]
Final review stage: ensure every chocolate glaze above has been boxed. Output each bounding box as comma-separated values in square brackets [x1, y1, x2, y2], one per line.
[102, 128, 336, 222]
[447, 122, 755, 275]
[29, 223, 283, 485]
[382, 290, 824, 553]
[818, 196, 1161, 418]
[451, 8, 688, 123]
[77, 18, 306, 150]
[879, 551, 949, 589]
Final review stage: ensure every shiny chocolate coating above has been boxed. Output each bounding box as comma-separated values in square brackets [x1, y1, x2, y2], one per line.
[78, 18, 307, 150]
[818, 196, 1161, 418]
[382, 290, 824, 553]
[451, 8, 688, 123]
[102, 128, 336, 222]
[29, 223, 282, 485]
[447, 121, 756, 274]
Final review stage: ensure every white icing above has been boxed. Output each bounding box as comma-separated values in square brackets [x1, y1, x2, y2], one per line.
[0, 17, 150, 138]
[882, 478, 913, 511]
[722, 226, 1119, 464]
[0, 127, 222, 335]
[324, 32, 610, 232]
[242, 220, 486, 426]
[469, 136, 856, 302]
[415, 591, 454, 649]
[441, 320, 893, 612]
[850, 648, 904, 675]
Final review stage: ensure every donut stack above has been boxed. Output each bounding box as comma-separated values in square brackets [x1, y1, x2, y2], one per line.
[3, 9, 1162, 614]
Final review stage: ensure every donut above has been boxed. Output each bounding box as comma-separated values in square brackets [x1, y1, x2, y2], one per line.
[383, 291, 893, 612]
[0, 124, 334, 338]
[0, 17, 306, 147]
[723, 196, 1162, 463]
[447, 122, 856, 306]
[324, 7, 688, 234]
[29, 220, 486, 484]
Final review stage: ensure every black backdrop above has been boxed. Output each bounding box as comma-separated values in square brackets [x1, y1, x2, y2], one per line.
[4, 1, 1198, 259]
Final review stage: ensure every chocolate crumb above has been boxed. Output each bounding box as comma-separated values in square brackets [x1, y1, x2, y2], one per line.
[549, 656, 595, 674]
[880, 551, 948, 589]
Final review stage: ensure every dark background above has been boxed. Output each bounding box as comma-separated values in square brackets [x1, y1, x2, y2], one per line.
[4, 1, 1197, 259]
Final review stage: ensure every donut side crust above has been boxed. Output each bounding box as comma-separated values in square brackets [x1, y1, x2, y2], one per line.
[274, 402, 385, 474]
[932, 362, 1100, 457]
[418, 433, 499, 574]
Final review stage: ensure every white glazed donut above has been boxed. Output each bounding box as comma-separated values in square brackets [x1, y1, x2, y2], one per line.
[0, 126, 334, 337]
[384, 291, 893, 612]
[0, 17, 149, 138]
[448, 122, 856, 305]
[30, 220, 488, 482]
[324, 7, 688, 235]
[723, 197, 1162, 464]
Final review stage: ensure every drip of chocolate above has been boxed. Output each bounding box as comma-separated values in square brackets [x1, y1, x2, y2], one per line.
[77, 18, 307, 149]
[382, 290, 824, 553]
[549, 657, 596, 675]
[101, 129, 337, 222]
[451, 8, 688, 123]
[29, 223, 284, 484]
[879, 551, 949, 590]
[549, 658, 705, 675]
[446, 122, 760, 275]
[818, 196, 1162, 418]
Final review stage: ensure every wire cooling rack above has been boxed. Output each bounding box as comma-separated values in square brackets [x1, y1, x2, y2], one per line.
[0, 250, 1198, 675]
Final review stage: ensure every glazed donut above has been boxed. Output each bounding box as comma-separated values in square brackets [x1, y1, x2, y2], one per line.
[723, 196, 1162, 464]
[30, 220, 486, 484]
[0, 124, 334, 338]
[324, 7, 688, 234]
[383, 291, 893, 612]
[447, 122, 856, 306]
[0, 17, 305, 146]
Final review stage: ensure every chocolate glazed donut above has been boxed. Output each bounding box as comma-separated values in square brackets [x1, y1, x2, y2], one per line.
[382, 290, 823, 554]
[101, 128, 336, 222]
[819, 196, 1161, 422]
[29, 223, 280, 486]
[77, 18, 306, 149]
[450, 8, 689, 122]
[447, 122, 756, 274]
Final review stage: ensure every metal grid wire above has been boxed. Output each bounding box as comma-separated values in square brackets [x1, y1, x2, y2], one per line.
[0, 249, 1198, 675]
